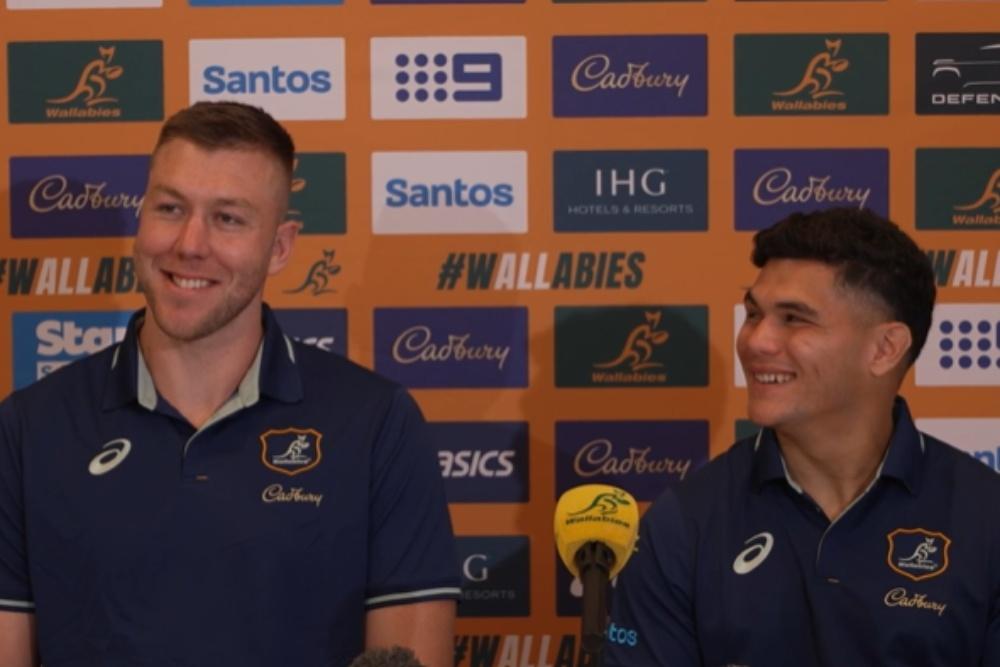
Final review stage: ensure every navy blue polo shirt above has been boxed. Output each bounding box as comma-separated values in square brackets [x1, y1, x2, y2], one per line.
[606, 399, 1000, 667]
[0, 306, 460, 667]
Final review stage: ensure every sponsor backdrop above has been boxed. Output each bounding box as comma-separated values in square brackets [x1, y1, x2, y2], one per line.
[1, 0, 998, 658]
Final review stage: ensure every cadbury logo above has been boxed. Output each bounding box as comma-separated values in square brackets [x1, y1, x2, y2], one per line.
[752, 167, 871, 210]
[571, 54, 689, 97]
[392, 326, 511, 371]
[29, 175, 143, 217]
[573, 438, 692, 480]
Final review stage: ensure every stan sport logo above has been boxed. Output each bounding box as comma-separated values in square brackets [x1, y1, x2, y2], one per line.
[8, 41, 163, 123]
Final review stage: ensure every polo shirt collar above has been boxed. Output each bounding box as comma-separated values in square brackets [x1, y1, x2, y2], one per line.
[102, 304, 303, 412]
[750, 397, 924, 496]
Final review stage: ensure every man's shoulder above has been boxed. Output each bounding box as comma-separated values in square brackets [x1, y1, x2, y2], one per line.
[656, 435, 759, 515]
[2, 343, 116, 415]
[289, 341, 409, 406]
[921, 431, 1000, 493]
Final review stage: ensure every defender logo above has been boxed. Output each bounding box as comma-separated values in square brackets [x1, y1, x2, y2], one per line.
[48, 45, 123, 108]
[260, 428, 323, 476]
[775, 39, 849, 101]
[956, 169, 1000, 215]
[887, 528, 951, 582]
[732, 532, 774, 575]
[569, 488, 632, 517]
[284, 249, 340, 295]
[595, 311, 669, 373]
[88, 438, 132, 476]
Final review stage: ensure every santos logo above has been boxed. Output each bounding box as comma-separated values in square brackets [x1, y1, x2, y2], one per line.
[13, 311, 131, 389]
[189, 38, 345, 120]
[372, 152, 527, 234]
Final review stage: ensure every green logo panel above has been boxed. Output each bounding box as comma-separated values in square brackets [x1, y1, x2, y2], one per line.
[288, 153, 347, 235]
[917, 149, 1000, 230]
[734, 34, 888, 116]
[8, 41, 163, 123]
[554, 305, 708, 387]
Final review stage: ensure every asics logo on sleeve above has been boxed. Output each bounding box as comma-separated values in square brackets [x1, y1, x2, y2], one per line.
[89, 438, 132, 476]
[732, 531, 774, 575]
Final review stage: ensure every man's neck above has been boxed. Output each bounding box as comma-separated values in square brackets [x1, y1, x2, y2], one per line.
[138, 312, 264, 429]
[775, 401, 896, 522]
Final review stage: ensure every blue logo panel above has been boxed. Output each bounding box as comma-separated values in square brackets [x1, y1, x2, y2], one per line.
[430, 421, 529, 502]
[555, 420, 708, 501]
[373, 307, 529, 388]
[554, 150, 708, 232]
[10, 156, 148, 238]
[552, 35, 707, 117]
[734, 148, 889, 231]
[12, 311, 132, 389]
[272, 308, 347, 357]
[458, 536, 531, 617]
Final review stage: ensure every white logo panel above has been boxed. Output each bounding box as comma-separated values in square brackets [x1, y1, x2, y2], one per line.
[916, 304, 1000, 386]
[916, 418, 1000, 472]
[372, 151, 527, 234]
[8, 0, 159, 7]
[189, 38, 345, 121]
[371, 37, 526, 119]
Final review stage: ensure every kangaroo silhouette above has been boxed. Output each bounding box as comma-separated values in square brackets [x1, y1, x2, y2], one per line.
[285, 250, 341, 295]
[775, 39, 849, 99]
[956, 169, 1000, 214]
[899, 538, 938, 565]
[48, 46, 124, 107]
[595, 311, 669, 371]
[569, 489, 632, 516]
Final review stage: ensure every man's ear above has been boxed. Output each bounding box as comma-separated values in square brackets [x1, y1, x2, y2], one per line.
[268, 220, 301, 275]
[869, 321, 912, 378]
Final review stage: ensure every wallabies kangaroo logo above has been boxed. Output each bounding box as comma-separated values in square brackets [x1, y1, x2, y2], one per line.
[285, 249, 341, 295]
[595, 311, 669, 372]
[569, 489, 632, 517]
[955, 169, 1000, 214]
[48, 45, 124, 107]
[775, 39, 850, 100]
[887, 528, 951, 582]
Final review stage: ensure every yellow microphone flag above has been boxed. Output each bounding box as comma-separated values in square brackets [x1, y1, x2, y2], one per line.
[554, 484, 639, 578]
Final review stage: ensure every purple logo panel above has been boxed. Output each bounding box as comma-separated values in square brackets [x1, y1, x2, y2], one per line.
[10, 155, 149, 238]
[552, 35, 707, 118]
[555, 420, 708, 501]
[734, 149, 889, 231]
[374, 307, 528, 388]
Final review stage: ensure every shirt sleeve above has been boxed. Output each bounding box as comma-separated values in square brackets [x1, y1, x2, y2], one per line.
[605, 489, 700, 667]
[0, 395, 34, 613]
[364, 387, 460, 609]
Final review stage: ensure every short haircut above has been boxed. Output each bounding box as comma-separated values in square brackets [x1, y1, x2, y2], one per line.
[153, 101, 295, 180]
[751, 207, 936, 366]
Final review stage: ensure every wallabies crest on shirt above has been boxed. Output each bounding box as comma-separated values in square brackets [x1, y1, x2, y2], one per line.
[260, 428, 323, 476]
[887, 528, 951, 582]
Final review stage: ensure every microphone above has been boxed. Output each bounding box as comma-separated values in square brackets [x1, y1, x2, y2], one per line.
[554, 484, 639, 656]
[348, 646, 426, 667]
